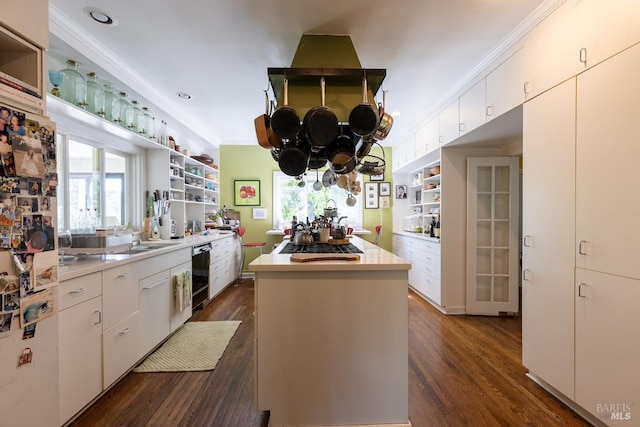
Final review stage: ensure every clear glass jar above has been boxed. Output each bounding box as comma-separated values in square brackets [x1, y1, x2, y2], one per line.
[117, 92, 133, 129]
[142, 107, 153, 138]
[85, 72, 105, 117]
[103, 84, 119, 123]
[59, 59, 87, 108]
[131, 100, 143, 132]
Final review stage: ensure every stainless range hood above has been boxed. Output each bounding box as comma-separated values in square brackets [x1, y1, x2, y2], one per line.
[268, 34, 386, 123]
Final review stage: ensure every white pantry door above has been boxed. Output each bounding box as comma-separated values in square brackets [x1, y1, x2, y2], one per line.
[466, 157, 520, 315]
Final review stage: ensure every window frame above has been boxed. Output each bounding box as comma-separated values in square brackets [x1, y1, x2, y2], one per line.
[272, 171, 362, 229]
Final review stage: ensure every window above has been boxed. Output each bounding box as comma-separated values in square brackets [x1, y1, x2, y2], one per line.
[57, 135, 134, 232]
[273, 171, 362, 229]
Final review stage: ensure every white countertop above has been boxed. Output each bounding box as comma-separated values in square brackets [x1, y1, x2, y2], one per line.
[58, 230, 237, 281]
[248, 235, 410, 272]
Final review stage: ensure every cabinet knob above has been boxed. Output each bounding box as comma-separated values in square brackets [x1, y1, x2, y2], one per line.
[486, 105, 493, 117]
[94, 310, 102, 325]
[523, 235, 532, 247]
[579, 48, 588, 67]
[69, 287, 86, 295]
[522, 269, 532, 281]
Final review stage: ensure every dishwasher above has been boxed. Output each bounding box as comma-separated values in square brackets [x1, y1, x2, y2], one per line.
[192, 242, 212, 309]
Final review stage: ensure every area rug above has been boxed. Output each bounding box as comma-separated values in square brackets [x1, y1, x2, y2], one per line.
[133, 320, 241, 373]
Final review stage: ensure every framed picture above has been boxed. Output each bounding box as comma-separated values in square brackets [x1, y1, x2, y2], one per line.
[379, 182, 391, 196]
[396, 185, 408, 199]
[365, 182, 379, 209]
[252, 208, 267, 220]
[370, 172, 384, 181]
[234, 180, 260, 206]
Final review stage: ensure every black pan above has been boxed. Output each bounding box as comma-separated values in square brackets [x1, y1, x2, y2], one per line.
[278, 137, 310, 177]
[270, 78, 300, 141]
[303, 77, 339, 148]
[307, 148, 327, 170]
[348, 76, 379, 137]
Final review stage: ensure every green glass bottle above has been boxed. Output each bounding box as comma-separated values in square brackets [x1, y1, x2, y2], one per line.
[85, 72, 105, 117]
[59, 59, 87, 108]
[117, 92, 133, 129]
[103, 83, 119, 123]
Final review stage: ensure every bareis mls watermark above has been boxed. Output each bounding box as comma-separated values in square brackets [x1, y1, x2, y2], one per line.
[597, 403, 633, 421]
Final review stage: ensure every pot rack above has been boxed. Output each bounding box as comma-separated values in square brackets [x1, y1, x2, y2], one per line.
[267, 68, 386, 102]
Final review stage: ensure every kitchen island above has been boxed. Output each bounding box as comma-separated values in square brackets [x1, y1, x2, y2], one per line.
[249, 236, 412, 427]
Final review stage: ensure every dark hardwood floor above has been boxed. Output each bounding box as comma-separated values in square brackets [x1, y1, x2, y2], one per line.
[70, 280, 589, 427]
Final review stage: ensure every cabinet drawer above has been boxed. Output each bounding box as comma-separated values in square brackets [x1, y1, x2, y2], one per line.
[102, 264, 139, 330]
[59, 272, 101, 310]
[103, 312, 141, 388]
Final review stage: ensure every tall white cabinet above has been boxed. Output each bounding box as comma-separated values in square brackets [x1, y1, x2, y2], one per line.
[573, 41, 640, 422]
[523, 43, 640, 425]
[522, 78, 576, 400]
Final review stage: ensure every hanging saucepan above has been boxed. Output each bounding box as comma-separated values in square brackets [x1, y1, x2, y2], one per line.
[307, 147, 327, 170]
[303, 77, 339, 148]
[331, 155, 358, 175]
[327, 126, 356, 175]
[348, 76, 379, 137]
[372, 90, 393, 141]
[270, 78, 300, 141]
[278, 136, 310, 177]
[270, 147, 281, 162]
[355, 134, 374, 159]
[254, 90, 272, 149]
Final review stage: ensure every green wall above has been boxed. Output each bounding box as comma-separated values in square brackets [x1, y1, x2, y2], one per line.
[220, 145, 394, 267]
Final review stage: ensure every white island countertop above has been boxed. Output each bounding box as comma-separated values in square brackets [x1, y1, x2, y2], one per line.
[249, 235, 410, 272]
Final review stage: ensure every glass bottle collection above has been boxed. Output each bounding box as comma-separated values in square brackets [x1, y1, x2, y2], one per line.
[51, 59, 164, 143]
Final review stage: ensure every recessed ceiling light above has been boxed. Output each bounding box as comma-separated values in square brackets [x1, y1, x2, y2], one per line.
[390, 111, 401, 117]
[83, 7, 118, 26]
[177, 92, 192, 100]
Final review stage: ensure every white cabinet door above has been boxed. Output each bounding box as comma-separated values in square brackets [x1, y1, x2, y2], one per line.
[0, 0, 48, 48]
[458, 79, 486, 136]
[170, 261, 192, 333]
[576, 43, 640, 280]
[575, 268, 640, 422]
[102, 263, 139, 330]
[486, 48, 526, 121]
[439, 99, 459, 145]
[59, 296, 103, 425]
[103, 312, 141, 388]
[414, 118, 439, 158]
[521, 2, 578, 100]
[466, 157, 520, 315]
[522, 78, 577, 401]
[139, 270, 171, 356]
[576, 0, 640, 71]
[522, 78, 576, 266]
[521, 259, 574, 399]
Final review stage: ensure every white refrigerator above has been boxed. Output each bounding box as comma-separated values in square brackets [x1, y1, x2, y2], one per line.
[0, 99, 60, 427]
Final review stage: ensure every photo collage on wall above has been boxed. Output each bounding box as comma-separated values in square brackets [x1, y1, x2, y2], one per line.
[0, 103, 58, 337]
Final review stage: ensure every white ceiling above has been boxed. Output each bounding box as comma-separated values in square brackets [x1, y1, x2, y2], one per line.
[47, 0, 556, 149]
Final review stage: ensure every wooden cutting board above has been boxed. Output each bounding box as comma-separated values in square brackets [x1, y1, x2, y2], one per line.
[328, 238, 350, 245]
[290, 253, 361, 263]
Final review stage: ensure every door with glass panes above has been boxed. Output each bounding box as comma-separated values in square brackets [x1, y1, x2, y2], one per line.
[466, 157, 520, 315]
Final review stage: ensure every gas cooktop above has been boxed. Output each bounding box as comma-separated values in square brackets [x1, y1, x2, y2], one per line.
[279, 242, 363, 254]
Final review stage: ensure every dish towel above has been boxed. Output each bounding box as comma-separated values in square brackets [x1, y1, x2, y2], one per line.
[174, 270, 192, 312]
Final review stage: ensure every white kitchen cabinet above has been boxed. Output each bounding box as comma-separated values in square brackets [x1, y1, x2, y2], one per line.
[486, 48, 526, 121]
[392, 135, 414, 171]
[521, 1, 578, 101]
[209, 234, 236, 299]
[102, 263, 139, 330]
[103, 312, 141, 388]
[58, 272, 103, 426]
[139, 269, 171, 356]
[170, 260, 192, 333]
[576, 41, 640, 281]
[522, 259, 575, 400]
[0, 0, 48, 48]
[522, 78, 576, 399]
[414, 117, 439, 158]
[523, 79, 576, 266]
[458, 79, 486, 136]
[438, 99, 459, 145]
[576, 0, 640, 71]
[575, 268, 640, 422]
